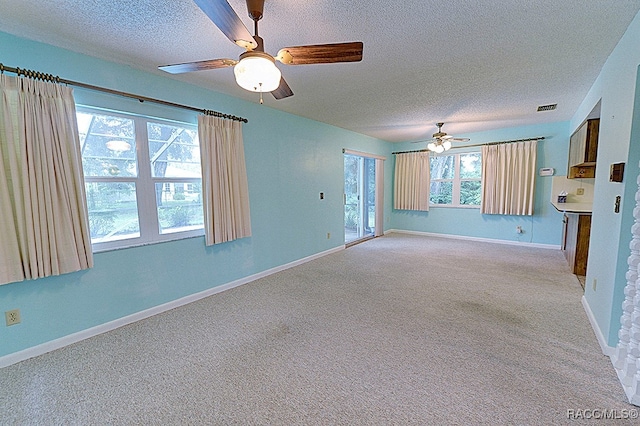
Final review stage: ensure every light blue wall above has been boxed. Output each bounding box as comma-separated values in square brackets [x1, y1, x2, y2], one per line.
[389, 121, 570, 246]
[3, 9, 639, 360]
[570, 11, 640, 347]
[610, 68, 640, 347]
[0, 32, 391, 357]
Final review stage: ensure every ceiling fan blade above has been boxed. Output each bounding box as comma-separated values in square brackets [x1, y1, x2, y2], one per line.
[276, 42, 363, 65]
[450, 137, 470, 142]
[193, 0, 257, 50]
[159, 58, 237, 74]
[271, 77, 294, 100]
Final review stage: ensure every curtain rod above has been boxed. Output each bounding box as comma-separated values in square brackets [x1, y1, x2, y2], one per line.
[0, 63, 248, 123]
[392, 136, 545, 155]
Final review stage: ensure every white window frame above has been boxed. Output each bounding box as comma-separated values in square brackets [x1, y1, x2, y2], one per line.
[79, 106, 204, 252]
[429, 151, 482, 208]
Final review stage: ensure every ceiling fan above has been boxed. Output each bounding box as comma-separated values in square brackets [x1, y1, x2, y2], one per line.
[159, 0, 364, 102]
[416, 123, 470, 153]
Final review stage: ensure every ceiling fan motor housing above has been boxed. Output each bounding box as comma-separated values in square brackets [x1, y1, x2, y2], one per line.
[433, 122, 447, 139]
[246, 0, 264, 21]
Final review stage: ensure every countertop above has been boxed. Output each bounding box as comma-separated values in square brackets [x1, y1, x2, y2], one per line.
[550, 201, 592, 214]
[550, 176, 594, 214]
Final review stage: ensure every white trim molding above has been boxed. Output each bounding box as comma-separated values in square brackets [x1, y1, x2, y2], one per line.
[582, 296, 616, 357]
[0, 245, 344, 369]
[385, 229, 560, 250]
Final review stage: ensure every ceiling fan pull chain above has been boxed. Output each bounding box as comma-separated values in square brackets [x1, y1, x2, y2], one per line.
[258, 82, 264, 104]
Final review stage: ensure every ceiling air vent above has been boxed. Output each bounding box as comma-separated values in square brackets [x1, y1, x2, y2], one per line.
[537, 104, 557, 112]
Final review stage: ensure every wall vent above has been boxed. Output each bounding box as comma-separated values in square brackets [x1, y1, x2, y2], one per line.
[537, 104, 557, 112]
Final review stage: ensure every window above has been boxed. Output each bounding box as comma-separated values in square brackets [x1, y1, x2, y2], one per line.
[78, 108, 203, 251]
[430, 152, 482, 207]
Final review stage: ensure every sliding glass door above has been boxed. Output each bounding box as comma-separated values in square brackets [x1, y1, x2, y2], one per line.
[344, 153, 377, 244]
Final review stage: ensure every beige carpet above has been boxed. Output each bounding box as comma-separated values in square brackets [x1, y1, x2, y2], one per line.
[0, 233, 634, 424]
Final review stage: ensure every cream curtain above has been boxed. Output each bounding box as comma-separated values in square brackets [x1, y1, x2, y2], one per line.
[0, 74, 93, 286]
[394, 151, 430, 211]
[198, 115, 251, 245]
[481, 140, 537, 215]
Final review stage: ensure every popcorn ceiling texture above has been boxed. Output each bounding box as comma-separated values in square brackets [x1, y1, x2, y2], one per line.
[0, 0, 638, 142]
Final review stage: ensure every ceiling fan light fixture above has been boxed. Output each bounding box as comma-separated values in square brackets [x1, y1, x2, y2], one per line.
[428, 142, 445, 154]
[426, 140, 452, 154]
[234, 53, 281, 93]
[425, 123, 459, 153]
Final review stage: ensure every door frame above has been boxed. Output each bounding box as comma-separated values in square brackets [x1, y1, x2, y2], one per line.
[343, 149, 385, 245]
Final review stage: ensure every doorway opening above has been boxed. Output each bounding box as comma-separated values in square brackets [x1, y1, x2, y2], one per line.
[343, 150, 385, 246]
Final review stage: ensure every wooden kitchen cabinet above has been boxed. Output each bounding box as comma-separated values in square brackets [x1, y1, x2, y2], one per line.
[562, 213, 591, 276]
[568, 118, 599, 179]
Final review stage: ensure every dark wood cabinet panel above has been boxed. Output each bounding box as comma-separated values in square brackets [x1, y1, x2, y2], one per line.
[568, 118, 599, 179]
[562, 213, 591, 276]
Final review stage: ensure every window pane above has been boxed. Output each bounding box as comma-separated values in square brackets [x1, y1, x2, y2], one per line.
[85, 182, 140, 242]
[460, 153, 481, 179]
[344, 154, 359, 206]
[78, 112, 137, 177]
[156, 182, 204, 234]
[148, 122, 201, 178]
[430, 181, 453, 204]
[460, 180, 482, 205]
[430, 155, 455, 179]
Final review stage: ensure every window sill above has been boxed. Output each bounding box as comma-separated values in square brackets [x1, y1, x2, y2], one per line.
[91, 231, 204, 253]
[428, 204, 480, 209]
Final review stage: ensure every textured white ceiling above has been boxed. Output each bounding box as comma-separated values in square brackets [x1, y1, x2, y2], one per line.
[1, 0, 639, 142]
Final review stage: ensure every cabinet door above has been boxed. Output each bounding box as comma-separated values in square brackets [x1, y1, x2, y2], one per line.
[569, 123, 588, 167]
[574, 215, 592, 276]
[584, 119, 599, 163]
[562, 213, 591, 276]
[568, 118, 599, 179]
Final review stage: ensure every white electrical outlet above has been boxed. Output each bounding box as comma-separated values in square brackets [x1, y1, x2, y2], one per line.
[516, 226, 523, 234]
[577, 187, 585, 195]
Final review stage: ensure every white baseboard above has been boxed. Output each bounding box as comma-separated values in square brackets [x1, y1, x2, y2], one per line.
[581, 295, 616, 357]
[0, 245, 345, 369]
[614, 368, 640, 406]
[385, 229, 560, 250]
